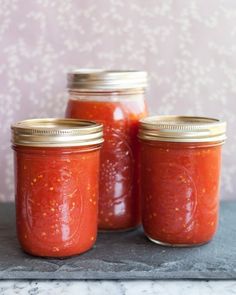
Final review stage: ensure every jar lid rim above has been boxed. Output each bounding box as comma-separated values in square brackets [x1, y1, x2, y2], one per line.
[11, 118, 104, 147]
[67, 69, 148, 91]
[138, 115, 227, 143]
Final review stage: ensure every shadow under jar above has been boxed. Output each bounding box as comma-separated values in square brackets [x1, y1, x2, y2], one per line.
[139, 116, 227, 247]
[65, 70, 148, 231]
[11, 118, 103, 257]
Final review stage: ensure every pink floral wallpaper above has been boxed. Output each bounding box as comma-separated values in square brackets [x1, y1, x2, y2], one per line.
[0, 0, 236, 201]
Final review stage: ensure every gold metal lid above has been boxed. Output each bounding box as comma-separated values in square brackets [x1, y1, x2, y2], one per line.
[139, 115, 227, 143]
[67, 69, 148, 91]
[11, 118, 103, 147]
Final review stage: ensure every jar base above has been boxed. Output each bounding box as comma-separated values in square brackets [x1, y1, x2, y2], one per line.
[21, 244, 95, 259]
[147, 235, 210, 248]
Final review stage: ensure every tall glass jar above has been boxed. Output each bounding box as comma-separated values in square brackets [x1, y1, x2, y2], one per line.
[66, 70, 148, 231]
[11, 118, 103, 257]
[139, 116, 226, 247]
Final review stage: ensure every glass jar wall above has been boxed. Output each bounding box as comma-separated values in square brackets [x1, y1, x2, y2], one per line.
[66, 70, 148, 231]
[139, 116, 226, 246]
[12, 118, 103, 257]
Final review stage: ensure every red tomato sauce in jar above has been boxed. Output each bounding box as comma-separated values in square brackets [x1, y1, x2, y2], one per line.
[139, 116, 226, 246]
[66, 98, 147, 230]
[11, 119, 103, 257]
[66, 70, 148, 231]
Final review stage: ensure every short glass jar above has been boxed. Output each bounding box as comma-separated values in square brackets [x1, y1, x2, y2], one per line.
[65, 70, 148, 231]
[139, 116, 226, 246]
[11, 118, 103, 257]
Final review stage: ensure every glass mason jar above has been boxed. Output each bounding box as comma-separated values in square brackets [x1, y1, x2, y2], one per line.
[11, 118, 103, 257]
[139, 116, 226, 246]
[65, 70, 148, 231]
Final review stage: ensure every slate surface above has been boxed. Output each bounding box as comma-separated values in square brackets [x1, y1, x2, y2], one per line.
[0, 202, 235, 280]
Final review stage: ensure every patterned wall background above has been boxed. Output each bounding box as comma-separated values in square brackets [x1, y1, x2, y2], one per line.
[0, 0, 235, 201]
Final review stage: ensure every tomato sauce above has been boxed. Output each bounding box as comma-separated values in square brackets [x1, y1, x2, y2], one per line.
[66, 98, 147, 230]
[139, 115, 226, 246]
[141, 141, 223, 246]
[14, 146, 100, 257]
[12, 118, 103, 257]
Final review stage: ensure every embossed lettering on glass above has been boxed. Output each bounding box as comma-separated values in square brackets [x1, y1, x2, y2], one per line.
[66, 70, 148, 230]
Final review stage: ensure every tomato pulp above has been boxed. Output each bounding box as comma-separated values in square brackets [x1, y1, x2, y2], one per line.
[14, 145, 100, 257]
[66, 97, 147, 230]
[140, 141, 223, 246]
